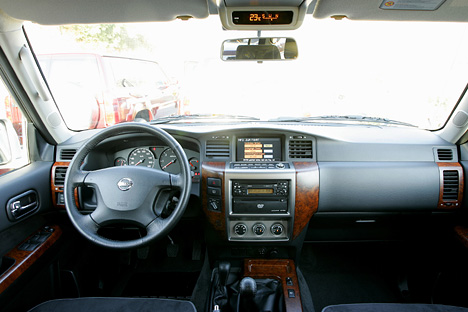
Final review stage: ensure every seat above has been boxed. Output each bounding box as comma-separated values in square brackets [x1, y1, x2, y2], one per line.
[28, 297, 196, 312]
[322, 303, 468, 312]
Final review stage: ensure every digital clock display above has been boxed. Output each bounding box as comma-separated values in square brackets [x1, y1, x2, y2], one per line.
[232, 11, 294, 25]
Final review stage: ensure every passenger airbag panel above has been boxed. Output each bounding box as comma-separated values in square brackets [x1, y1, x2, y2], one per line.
[318, 162, 439, 212]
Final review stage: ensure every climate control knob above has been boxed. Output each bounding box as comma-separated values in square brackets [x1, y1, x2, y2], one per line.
[253, 224, 266, 236]
[271, 223, 284, 236]
[234, 223, 247, 236]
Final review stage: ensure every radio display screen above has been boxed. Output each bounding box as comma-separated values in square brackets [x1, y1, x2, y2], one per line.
[248, 188, 274, 194]
[236, 138, 281, 162]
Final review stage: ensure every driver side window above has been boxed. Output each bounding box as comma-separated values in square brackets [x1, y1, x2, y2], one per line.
[0, 79, 29, 176]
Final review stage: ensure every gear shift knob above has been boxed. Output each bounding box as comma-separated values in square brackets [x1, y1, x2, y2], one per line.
[218, 261, 231, 287]
[239, 277, 257, 299]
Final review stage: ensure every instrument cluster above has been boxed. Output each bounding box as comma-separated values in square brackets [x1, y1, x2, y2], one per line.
[113, 146, 200, 180]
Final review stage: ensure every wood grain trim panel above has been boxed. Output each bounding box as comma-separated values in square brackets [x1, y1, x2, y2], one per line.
[455, 225, 468, 249]
[244, 259, 302, 312]
[201, 162, 227, 239]
[437, 162, 464, 210]
[0, 225, 62, 294]
[51, 162, 80, 209]
[293, 162, 319, 239]
[51, 162, 69, 209]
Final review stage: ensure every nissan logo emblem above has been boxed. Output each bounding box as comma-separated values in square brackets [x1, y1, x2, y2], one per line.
[117, 178, 133, 191]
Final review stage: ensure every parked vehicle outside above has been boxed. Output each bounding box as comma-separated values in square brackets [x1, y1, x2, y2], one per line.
[37, 53, 180, 130]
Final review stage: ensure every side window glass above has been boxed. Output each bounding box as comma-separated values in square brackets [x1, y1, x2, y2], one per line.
[0, 79, 29, 175]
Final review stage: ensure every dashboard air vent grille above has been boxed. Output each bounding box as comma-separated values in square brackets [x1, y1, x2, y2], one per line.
[437, 149, 453, 161]
[289, 140, 313, 159]
[61, 149, 77, 160]
[443, 170, 459, 201]
[206, 140, 230, 158]
[54, 167, 68, 186]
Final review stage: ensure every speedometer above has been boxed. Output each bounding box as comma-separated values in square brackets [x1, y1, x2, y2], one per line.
[128, 148, 155, 168]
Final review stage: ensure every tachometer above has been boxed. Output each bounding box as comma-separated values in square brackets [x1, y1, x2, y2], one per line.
[159, 148, 179, 174]
[128, 148, 155, 168]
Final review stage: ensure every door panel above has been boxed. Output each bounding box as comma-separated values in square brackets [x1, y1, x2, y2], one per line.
[0, 161, 53, 249]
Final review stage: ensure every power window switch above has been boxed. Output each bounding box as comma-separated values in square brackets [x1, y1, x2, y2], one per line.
[288, 289, 295, 298]
[286, 277, 293, 286]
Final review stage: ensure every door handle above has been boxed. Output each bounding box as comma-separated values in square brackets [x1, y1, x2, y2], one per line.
[6, 190, 39, 221]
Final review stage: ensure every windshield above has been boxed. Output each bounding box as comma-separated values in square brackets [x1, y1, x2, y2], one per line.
[25, 16, 468, 130]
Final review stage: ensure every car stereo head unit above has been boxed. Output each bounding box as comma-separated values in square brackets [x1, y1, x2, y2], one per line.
[236, 138, 281, 162]
[232, 180, 289, 214]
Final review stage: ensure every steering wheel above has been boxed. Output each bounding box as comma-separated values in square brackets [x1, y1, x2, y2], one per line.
[64, 123, 192, 249]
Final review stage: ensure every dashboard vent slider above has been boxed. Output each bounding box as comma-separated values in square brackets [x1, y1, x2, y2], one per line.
[61, 149, 77, 160]
[206, 140, 230, 158]
[437, 149, 453, 161]
[289, 140, 313, 159]
[54, 167, 68, 186]
[442, 170, 459, 201]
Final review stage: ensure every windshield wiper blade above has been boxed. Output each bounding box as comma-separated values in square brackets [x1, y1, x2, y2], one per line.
[270, 115, 417, 127]
[150, 114, 260, 124]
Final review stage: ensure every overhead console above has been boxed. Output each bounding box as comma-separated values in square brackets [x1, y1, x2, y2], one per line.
[201, 131, 319, 244]
[218, 0, 313, 30]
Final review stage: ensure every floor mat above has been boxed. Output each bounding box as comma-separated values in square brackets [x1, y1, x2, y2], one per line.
[122, 272, 200, 298]
[299, 243, 402, 312]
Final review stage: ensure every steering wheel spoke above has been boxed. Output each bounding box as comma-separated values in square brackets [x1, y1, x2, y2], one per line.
[170, 173, 185, 190]
[70, 169, 90, 187]
[146, 217, 170, 237]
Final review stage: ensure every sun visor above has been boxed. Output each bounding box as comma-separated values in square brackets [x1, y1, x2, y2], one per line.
[313, 0, 468, 22]
[0, 0, 210, 25]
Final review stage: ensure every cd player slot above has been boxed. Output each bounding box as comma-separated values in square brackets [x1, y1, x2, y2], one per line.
[232, 198, 288, 214]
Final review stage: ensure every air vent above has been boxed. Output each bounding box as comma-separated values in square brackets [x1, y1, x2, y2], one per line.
[289, 140, 313, 159]
[442, 170, 459, 201]
[61, 149, 77, 160]
[206, 140, 230, 158]
[54, 167, 68, 186]
[437, 149, 453, 161]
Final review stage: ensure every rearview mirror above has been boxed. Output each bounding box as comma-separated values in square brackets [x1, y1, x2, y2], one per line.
[221, 37, 298, 61]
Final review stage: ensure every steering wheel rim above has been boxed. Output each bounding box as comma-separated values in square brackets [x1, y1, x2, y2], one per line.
[64, 123, 192, 249]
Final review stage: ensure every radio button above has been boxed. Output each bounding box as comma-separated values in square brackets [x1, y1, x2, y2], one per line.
[234, 223, 247, 236]
[253, 224, 266, 236]
[271, 223, 284, 236]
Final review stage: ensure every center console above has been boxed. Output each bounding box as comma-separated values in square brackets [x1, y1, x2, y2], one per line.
[226, 172, 295, 242]
[202, 133, 318, 312]
[202, 134, 319, 246]
[227, 137, 296, 242]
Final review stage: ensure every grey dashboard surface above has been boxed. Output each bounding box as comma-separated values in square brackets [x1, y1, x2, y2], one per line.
[317, 161, 440, 212]
[55, 123, 454, 213]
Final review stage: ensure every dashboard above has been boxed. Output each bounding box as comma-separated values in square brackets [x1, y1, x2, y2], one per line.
[51, 124, 465, 246]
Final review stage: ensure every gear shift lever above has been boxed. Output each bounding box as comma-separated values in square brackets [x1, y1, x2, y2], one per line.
[218, 261, 231, 286]
[238, 277, 258, 312]
[240, 277, 257, 298]
[213, 262, 231, 311]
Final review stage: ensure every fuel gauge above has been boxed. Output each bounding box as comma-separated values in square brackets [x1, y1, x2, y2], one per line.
[189, 157, 199, 172]
[114, 157, 127, 166]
